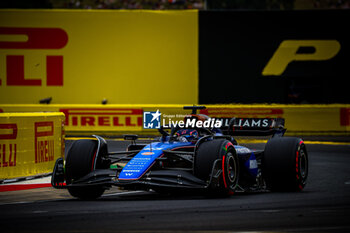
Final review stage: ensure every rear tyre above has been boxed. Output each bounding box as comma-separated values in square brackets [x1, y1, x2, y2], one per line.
[194, 139, 239, 195]
[263, 137, 308, 192]
[65, 140, 105, 199]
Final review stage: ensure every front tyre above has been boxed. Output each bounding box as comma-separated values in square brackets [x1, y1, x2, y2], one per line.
[263, 137, 308, 191]
[194, 139, 239, 195]
[65, 140, 105, 199]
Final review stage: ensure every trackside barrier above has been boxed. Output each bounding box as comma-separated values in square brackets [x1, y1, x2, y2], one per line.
[0, 112, 65, 180]
[0, 105, 349, 136]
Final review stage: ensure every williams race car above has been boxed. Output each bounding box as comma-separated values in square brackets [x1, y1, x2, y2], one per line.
[52, 106, 308, 199]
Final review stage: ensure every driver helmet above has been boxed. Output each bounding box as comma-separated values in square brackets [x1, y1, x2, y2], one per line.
[176, 129, 199, 142]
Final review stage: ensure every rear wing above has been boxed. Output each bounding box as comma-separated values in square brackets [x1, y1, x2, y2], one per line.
[221, 118, 286, 136]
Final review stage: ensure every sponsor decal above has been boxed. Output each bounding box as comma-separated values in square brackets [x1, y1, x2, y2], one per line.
[60, 108, 143, 128]
[200, 108, 282, 129]
[141, 152, 155, 155]
[249, 159, 258, 169]
[233, 118, 271, 128]
[234, 146, 251, 154]
[0, 27, 68, 86]
[34, 122, 54, 163]
[0, 123, 17, 167]
[143, 147, 164, 151]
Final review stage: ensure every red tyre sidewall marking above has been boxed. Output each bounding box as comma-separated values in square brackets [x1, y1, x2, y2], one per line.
[91, 150, 97, 171]
[222, 154, 227, 189]
[221, 142, 234, 190]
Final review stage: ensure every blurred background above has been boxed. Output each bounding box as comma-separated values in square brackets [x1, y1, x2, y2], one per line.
[1, 0, 350, 10]
[1, 0, 350, 105]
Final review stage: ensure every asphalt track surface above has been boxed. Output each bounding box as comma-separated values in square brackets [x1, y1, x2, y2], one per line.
[1, 137, 350, 233]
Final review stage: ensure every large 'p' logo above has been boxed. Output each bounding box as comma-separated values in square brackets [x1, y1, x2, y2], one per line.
[0, 27, 68, 86]
[262, 40, 341, 76]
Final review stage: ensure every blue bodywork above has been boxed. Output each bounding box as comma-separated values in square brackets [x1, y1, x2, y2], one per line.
[234, 145, 258, 177]
[119, 140, 258, 180]
[119, 141, 193, 180]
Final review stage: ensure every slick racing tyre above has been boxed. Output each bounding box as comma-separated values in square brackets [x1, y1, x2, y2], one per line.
[65, 140, 105, 200]
[263, 137, 308, 192]
[194, 139, 239, 195]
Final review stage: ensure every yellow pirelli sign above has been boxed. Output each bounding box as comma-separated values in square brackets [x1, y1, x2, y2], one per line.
[60, 107, 143, 132]
[0, 112, 65, 180]
[0, 10, 198, 105]
[1, 104, 350, 135]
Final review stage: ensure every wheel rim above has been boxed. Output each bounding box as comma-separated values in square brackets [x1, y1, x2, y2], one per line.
[299, 148, 307, 179]
[227, 152, 237, 183]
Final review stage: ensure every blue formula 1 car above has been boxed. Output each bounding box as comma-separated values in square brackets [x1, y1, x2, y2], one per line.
[52, 106, 308, 199]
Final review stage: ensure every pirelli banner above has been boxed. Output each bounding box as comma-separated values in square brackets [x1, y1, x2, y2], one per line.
[0, 112, 64, 180]
[0, 10, 198, 105]
[0, 105, 349, 135]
